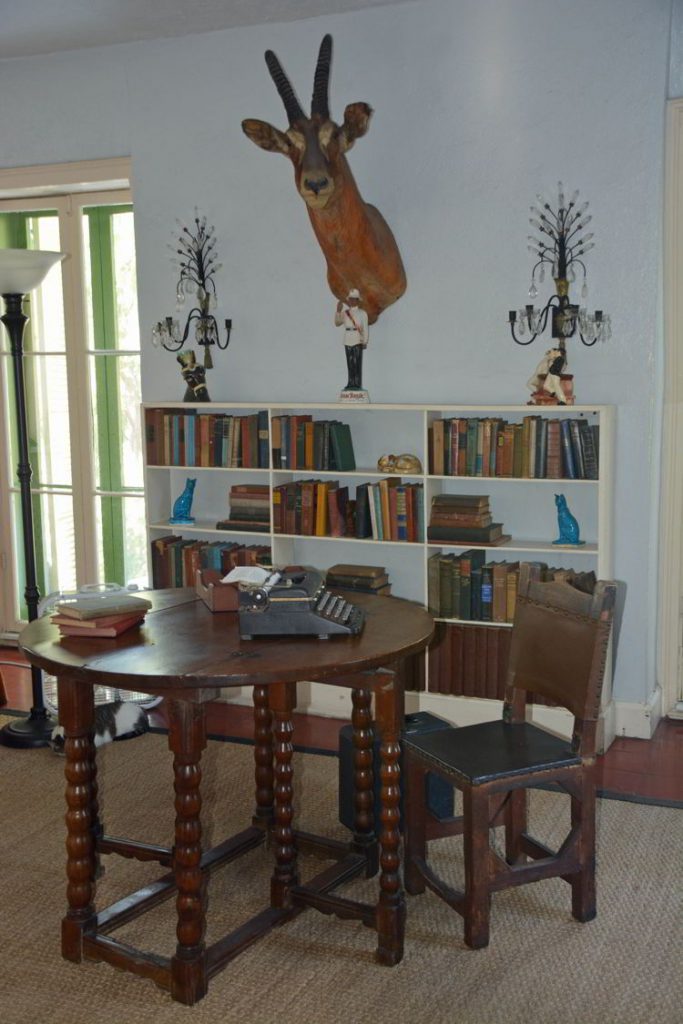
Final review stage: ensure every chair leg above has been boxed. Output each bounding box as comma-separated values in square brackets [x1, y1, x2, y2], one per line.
[463, 787, 491, 949]
[404, 755, 427, 895]
[505, 788, 528, 865]
[571, 770, 597, 922]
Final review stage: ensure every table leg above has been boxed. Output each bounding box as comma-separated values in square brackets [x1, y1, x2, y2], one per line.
[252, 684, 274, 829]
[167, 700, 208, 1006]
[58, 675, 97, 963]
[351, 686, 378, 876]
[374, 671, 406, 966]
[269, 681, 299, 908]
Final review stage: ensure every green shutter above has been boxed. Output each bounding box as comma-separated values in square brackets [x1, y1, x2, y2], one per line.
[85, 205, 133, 585]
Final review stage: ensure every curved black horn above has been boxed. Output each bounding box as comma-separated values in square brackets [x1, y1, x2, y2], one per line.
[265, 49, 305, 124]
[311, 34, 332, 119]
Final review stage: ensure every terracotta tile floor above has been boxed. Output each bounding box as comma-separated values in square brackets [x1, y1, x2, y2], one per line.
[1, 647, 681, 805]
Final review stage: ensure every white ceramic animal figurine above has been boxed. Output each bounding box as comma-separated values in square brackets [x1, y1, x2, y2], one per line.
[553, 493, 583, 546]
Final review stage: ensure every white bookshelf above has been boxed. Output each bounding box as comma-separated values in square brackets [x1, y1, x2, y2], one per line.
[143, 401, 613, 605]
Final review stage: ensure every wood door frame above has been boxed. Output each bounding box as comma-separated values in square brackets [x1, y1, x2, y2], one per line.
[659, 98, 683, 718]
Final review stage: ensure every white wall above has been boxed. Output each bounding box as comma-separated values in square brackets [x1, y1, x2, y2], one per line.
[0, 0, 672, 707]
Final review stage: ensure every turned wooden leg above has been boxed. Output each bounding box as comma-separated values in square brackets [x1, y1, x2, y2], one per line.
[58, 675, 97, 962]
[252, 685, 274, 829]
[269, 681, 298, 908]
[463, 786, 491, 949]
[351, 686, 378, 876]
[374, 672, 405, 965]
[168, 700, 208, 1006]
[505, 788, 528, 865]
[571, 769, 597, 922]
[404, 755, 427, 895]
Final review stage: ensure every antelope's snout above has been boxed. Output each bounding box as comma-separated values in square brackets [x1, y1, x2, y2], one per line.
[300, 173, 334, 207]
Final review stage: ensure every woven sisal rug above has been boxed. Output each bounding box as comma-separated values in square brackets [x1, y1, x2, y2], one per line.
[0, 720, 680, 1024]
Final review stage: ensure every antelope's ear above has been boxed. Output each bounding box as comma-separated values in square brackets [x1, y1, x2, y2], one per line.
[339, 103, 373, 152]
[242, 119, 291, 155]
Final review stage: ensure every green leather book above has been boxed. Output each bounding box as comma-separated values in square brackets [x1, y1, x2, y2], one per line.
[328, 421, 356, 471]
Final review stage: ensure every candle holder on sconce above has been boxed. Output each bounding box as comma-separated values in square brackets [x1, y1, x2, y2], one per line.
[151, 211, 232, 402]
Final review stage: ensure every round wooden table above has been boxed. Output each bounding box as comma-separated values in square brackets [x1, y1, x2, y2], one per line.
[20, 588, 434, 1005]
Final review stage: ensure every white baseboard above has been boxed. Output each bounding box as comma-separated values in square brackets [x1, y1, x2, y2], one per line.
[612, 688, 662, 739]
[217, 686, 573, 736]
[217, 686, 662, 747]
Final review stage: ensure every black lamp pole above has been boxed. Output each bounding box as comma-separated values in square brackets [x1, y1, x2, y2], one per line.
[0, 292, 55, 747]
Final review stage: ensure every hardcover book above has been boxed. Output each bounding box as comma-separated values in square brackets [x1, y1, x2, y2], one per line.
[426, 522, 505, 543]
[55, 612, 146, 638]
[326, 572, 389, 590]
[326, 563, 387, 579]
[55, 594, 152, 621]
[328, 421, 356, 471]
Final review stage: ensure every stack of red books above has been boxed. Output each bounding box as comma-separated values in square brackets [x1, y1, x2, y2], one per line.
[51, 594, 153, 638]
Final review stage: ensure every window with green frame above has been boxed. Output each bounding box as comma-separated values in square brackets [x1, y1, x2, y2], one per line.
[0, 199, 145, 626]
[83, 204, 145, 587]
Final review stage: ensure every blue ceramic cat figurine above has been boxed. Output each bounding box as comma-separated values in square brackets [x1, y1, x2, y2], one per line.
[169, 478, 197, 524]
[553, 493, 584, 546]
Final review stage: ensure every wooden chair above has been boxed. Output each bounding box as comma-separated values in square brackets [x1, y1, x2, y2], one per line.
[0, 667, 6, 706]
[404, 563, 616, 949]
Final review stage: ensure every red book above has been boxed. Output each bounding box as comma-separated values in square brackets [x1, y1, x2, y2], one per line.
[51, 611, 144, 630]
[56, 612, 146, 637]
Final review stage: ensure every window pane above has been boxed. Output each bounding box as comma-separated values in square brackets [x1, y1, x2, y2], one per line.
[24, 214, 65, 355]
[82, 214, 94, 349]
[90, 353, 143, 489]
[9, 354, 73, 487]
[112, 211, 140, 352]
[12, 491, 76, 619]
[95, 494, 147, 588]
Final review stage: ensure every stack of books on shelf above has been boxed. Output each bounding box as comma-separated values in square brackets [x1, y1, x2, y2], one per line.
[271, 477, 424, 542]
[151, 537, 272, 588]
[426, 494, 509, 546]
[216, 484, 271, 533]
[428, 620, 511, 700]
[428, 564, 598, 700]
[273, 479, 345, 536]
[428, 552, 519, 622]
[271, 415, 356, 471]
[145, 409, 269, 468]
[325, 563, 392, 596]
[356, 479, 424, 542]
[51, 594, 153, 638]
[428, 414, 599, 480]
[427, 557, 597, 624]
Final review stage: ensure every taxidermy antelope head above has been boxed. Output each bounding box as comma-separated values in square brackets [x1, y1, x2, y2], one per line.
[242, 34, 407, 324]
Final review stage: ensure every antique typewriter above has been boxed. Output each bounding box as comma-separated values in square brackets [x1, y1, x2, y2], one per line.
[238, 567, 365, 640]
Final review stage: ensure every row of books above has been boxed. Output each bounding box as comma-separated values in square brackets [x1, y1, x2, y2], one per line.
[426, 493, 509, 546]
[428, 551, 520, 622]
[216, 484, 271, 533]
[428, 623, 512, 699]
[428, 564, 597, 697]
[271, 415, 356, 471]
[428, 554, 596, 623]
[271, 478, 424, 541]
[145, 409, 269, 468]
[151, 535, 272, 589]
[428, 415, 599, 480]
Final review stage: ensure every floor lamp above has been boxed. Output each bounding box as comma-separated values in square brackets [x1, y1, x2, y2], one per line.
[0, 249, 66, 748]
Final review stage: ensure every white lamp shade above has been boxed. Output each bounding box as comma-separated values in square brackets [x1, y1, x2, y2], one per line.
[0, 248, 66, 295]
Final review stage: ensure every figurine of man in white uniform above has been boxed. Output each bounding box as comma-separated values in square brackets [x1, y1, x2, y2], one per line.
[335, 288, 369, 393]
